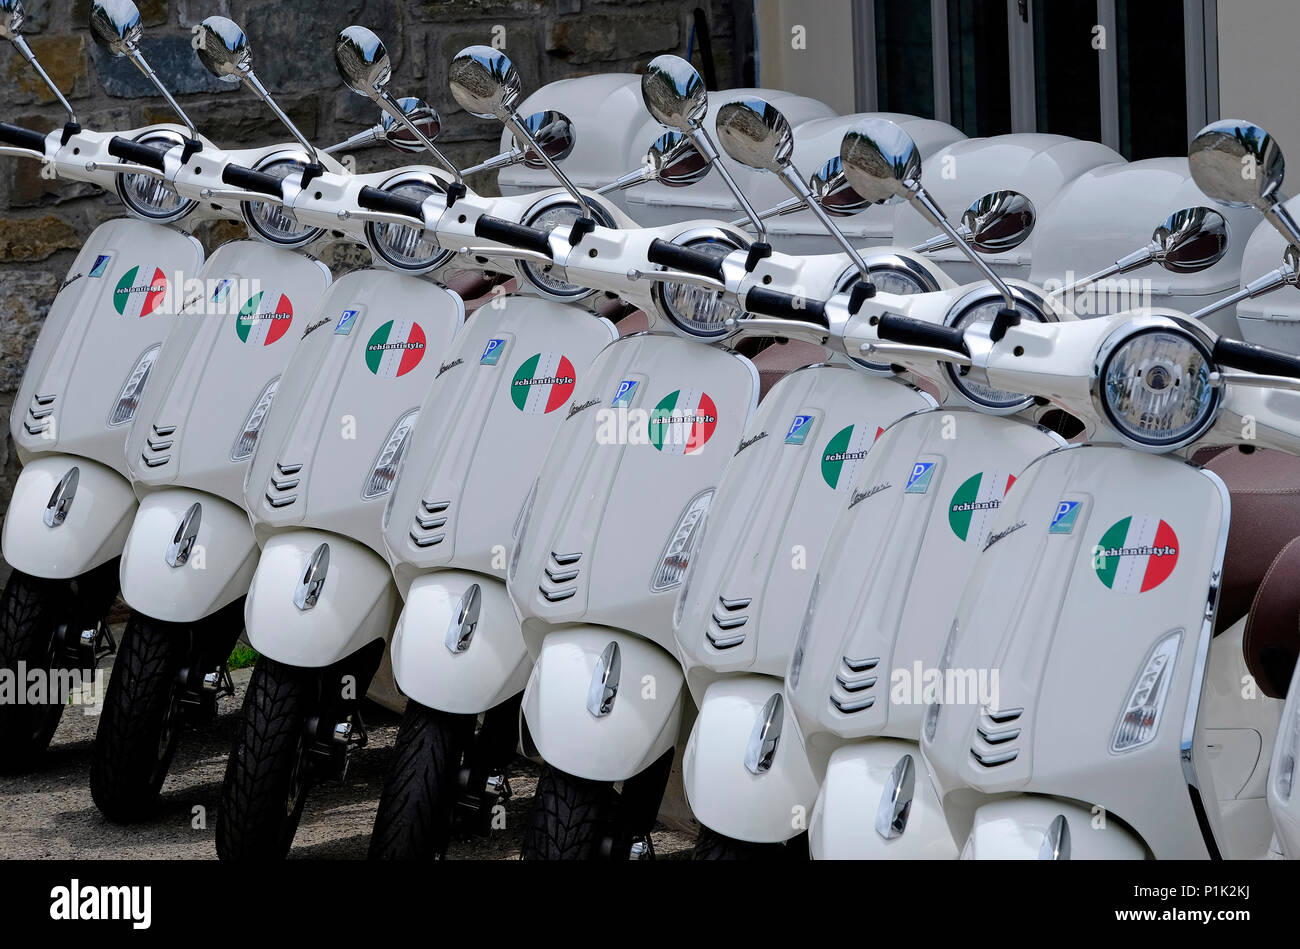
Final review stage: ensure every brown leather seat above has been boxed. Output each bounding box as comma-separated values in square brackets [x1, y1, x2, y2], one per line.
[1243, 536, 1300, 699]
[442, 270, 515, 313]
[750, 339, 830, 400]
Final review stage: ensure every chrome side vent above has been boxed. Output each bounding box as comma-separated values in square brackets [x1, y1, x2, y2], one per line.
[265, 461, 304, 509]
[409, 498, 450, 548]
[24, 393, 57, 436]
[970, 707, 1024, 767]
[540, 551, 582, 602]
[707, 594, 751, 649]
[140, 423, 177, 468]
[830, 655, 879, 713]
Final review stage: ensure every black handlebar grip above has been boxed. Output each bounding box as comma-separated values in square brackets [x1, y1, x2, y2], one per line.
[1213, 336, 1300, 380]
[0, 122, 48, 153]
[221, 164, 285, 198]
[646, 238, 726, 281]
[474, 215, 553, 256]
[743, 286, 827, 325]
[108, 135, 169, 171]
[358, 185, 426, 220]
[876, 312, 970, 356]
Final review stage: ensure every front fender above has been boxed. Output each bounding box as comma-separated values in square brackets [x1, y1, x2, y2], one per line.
[964, 797, 1148, 859]
[119, 489, 257, 623]
[1, 456, 136, 579]
[245, 530, 397, 669]
[391, 571, 530, 715]
[809, 739, 959, 860]
[682, 676, 818, 844]
[522, 626, 684, 783]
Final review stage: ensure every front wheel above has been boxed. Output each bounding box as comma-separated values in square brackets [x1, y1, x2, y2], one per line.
[216, 657, 316, 860]
[0, 571, 65, 774]
[521, 763, 614, 860]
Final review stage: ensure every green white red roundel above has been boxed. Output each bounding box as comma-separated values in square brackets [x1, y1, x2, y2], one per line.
[365, 318, 427, 377]
[235, 289, 293, 345]
[821, 424, 884, 489]
[511, 353, 576, 414]
[113, 265, 168, 317]
[649, 389, 717, 454]
[1094, 515, 1179, 593]
[948, 471, 1016, 543]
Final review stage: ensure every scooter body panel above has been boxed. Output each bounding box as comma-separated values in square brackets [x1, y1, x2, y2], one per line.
[963, 796, 1147, 859]
[521, 625, 685, 783]
[682, 675, 819, 843]
[1, 455, 136, 578]
[676, 365, 934, 694]
[118, 488, 258, 623]
[244, 270, 462, 557]
[385, 295, 618, 590]
[125, 241, 333, 507]
[786, 409, 1064, 771]
[1268, 658, 1300, 858]
[809, 738, 958, 859]
[244, 529, 397, 669]
[509, 333, 759, 656]
[922, 445, 1230, 859]
[12, 218, 204, 477]
[391, 571, 530, 715]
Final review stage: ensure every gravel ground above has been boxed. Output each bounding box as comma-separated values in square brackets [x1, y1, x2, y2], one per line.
[0, 653, 695, 860]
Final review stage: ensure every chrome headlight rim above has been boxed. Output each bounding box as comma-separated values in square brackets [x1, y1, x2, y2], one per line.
[114, 129, 198, 224]
[240, 148, 326, 249]
[943, 283, 1053, 415]
[518, 192, 616, 300]
[1090, 316, 1222, 453]
[363, 170, 455, 275]
[840, 253, 946, 375]
[651, 224, 752, 342]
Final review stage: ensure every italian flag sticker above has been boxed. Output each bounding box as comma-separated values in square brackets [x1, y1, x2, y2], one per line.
[649, 389, 718, 455]
[235, 290, 294, 345]
[1094, 515, 1179, 593]
[113, 266, 168, 317]
[820, 424, 883, 489]
[365, 318, 427, 378]
[511, 353, 576, 414]
[948, 471, 1016, 543]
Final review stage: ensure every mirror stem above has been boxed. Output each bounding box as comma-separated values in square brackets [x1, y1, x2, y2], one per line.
[688, 127, 767, 240]
[323, 125, 383, 155]
[1049, 246, 1154, 298]
[909, 187, 1017, 310]
[595, 164, 654, 195]
[779, 164, 871, 280]
[503, 112, 584, 208]
[1188, 264, 1296, 321]
[731, 195, 804, 228]
[461, 146, 522, 177]
[376, 88, 462, 182]
[11, 35, 77, 125]
[243, 68, 318, 162]
[1263, 198, 1300, 254]
[910, 225, 971, 254]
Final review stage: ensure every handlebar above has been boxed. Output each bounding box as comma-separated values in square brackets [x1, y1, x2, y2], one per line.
[0, 122, 47, 153]
[646, 238, 726, 282]
[473, 215, 553, 256]
[876, 312, 970, 356]
[108, 135, 170, 171]
[358, 185, 426, 221]
[221, 164, 285, 199]
[1214, 336, 1300, 380]
[743, 286, 827, 324]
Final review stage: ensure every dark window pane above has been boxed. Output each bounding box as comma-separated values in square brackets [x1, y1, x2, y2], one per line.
[1116, 0, 1186, 159]
[1031, 0, 1101, 142]
[948, 0, 1011, 136]
[875, 0, 934, 117]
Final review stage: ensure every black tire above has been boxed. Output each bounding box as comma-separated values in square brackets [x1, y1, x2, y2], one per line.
[0, 571, 65, 774]
[692, 825, 805, 860]
[88, 612, 186, 821]
[216, 657, 316, 860]
[520, 763, 613, 860]
[368, 703, 474, 860]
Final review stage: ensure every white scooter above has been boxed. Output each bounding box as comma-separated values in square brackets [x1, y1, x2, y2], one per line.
[0, 0, 206, 772]
[923, 119, 1300, 859]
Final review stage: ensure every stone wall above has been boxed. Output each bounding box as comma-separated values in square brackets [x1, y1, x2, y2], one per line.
[0, 0, 739, 574]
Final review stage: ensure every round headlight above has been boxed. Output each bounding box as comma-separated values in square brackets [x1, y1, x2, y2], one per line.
[842, 255, 943, 374]
[652, 228, 750, 340]
[364, 173, 454, 274]
[943, 286, 1050, 413]
[242, 152, 325, 248]
[519, 195, 615, 299]
[1095, 325, 1219, 451]
[115, 131, 197, 224]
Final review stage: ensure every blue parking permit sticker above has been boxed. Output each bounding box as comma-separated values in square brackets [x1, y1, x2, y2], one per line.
[335, 309, 359, 335]
[905, 461, 936, 494]
[212, 278, 233, 303]
[89, 254, 112, 278]
[1049, 500, 1082, 534]
[612, 379, 638, 407]
[784, 414, 815, 445]
[481, 338, 506, 365]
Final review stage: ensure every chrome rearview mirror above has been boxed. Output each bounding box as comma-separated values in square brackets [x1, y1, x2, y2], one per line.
[336, 25, 459, 180]
[93, 0, 198, 139]
[912, 190, 1036, 255]
[1189, 120, 1300, 254]
[2, 0, 78, 126]
[449, 45, 587, 208]
[640, 55, 767, 239]
[197, 16, 316, 161]
[462, 110, 575, 177]
[596, 130, 708, 195]
[842, 117, 1018, 310]
[0, 0, 24, 39]
[324, 97, 441, 156]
